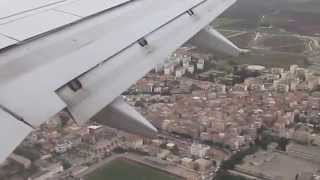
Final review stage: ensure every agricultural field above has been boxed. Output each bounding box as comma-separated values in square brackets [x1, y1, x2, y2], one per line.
[224, 49, 308, 68]
[229, 32, 255, 49]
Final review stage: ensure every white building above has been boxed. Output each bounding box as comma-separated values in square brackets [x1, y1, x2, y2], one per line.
[197, 59, 205, 70]
[55, 140, 73, 154]
[290, 80, 298, 91]
[161, 119, 171, 131]
[181, 157, 194, 169]
[127, 135, 143, 149]
[175, 67, 185, 78]
[188, 65, 195, 74]
[182, 56, 191, 68]
[154, 63, 164, 73]
[164, 66, 172, 75]
[290, 64, 299, 74]
[190, 143, 210, 158]
[163, 62, 175, 75]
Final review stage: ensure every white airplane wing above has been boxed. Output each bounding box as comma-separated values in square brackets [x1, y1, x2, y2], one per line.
[0, 0, 239, 163]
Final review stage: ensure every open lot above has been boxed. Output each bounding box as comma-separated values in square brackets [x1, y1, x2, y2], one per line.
[236, 151, 320, 180]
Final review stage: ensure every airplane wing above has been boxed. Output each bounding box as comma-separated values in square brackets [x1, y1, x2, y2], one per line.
[0, 0, 239, 163]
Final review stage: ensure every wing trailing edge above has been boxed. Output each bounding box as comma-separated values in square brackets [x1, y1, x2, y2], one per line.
[0, 0, 238, 163]
[93, 97, 158, 137]
[0, 108, 33, 163]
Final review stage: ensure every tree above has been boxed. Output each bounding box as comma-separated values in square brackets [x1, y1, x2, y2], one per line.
[227, 60, 237, 66]
[220, 145, 258, 170]
[61, 159, 72, 170]
[277, 137, 289, 151]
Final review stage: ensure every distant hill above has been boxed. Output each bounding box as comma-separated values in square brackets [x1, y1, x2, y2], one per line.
[219, 0, 320, 35]
[288, 0, 320, 14]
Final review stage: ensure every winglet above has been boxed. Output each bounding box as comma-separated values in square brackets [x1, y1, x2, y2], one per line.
[190, 25, 241, 56]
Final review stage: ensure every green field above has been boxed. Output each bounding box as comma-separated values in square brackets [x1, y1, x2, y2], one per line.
[216, 173, 247, 180]
[84, 159, 182, 180]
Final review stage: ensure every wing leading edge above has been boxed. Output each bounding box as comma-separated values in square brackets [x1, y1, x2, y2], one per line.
[0, 0, 239, 163]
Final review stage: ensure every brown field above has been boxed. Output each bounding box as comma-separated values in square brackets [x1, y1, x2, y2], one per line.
[229, 32, 255, 48]
[225, 49, 308, 68]
[254, 35, 308, 54]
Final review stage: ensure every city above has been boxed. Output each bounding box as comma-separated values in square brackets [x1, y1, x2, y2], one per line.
[3, 45, 320, 180]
